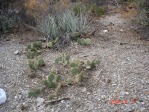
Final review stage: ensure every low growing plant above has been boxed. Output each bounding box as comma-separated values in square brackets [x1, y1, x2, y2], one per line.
[28, 55, 45, 71]
[86, 59, 100, 70]
[43, 69, 61, 88]
[55, 54, 70, 66]
[77, 38, 92, 45]
[26, 41, 42, 59]
[28, 54, 100, 99]
[28, 89, 41, 97]
[75, 71, 84, 83]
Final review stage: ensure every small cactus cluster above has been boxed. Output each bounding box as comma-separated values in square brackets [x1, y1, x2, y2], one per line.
[28, 55, 45, 71]
[70, 60, 83, 75]
[28, 54, 100, 99]
[69, 60, 85, 84]
[55, 54, 70, 66]
[43, 68, 62, 97]
[43, 69, 61, 88]
[78, 38, 92, 45]
[70, 32, 81, 41]
[47, 38, 59, 48]
[86, 59, 100, 70]
[28, 89, 41, 97]
[26, 41, 45, 78]
[26, 41, 42, 59]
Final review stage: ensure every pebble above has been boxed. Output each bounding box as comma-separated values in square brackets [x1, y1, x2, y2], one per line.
[103, 30, 108, 33]
[36, 97, 45, 106]
[120, 29, 124, 32]
[81, 87, 87, 92]
[125, 92, 129, 95]
[14, 50, 20, 55]
[87, 92, 91, 95]
[112, 84, 117, 86]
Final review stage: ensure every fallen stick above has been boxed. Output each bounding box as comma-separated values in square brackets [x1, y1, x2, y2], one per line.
[44, 97, 70, 104]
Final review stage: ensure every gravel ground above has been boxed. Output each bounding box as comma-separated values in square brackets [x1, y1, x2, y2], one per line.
[0, 9, 149, 112]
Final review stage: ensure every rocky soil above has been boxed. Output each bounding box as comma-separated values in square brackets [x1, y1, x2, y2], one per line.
[0, 7, 149, 112]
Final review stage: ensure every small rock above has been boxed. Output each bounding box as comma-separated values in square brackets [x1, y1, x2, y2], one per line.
[120, 29, 124, 32]
[14, 50, 20, 55]
[11, 104, 17, 109]
[103, 30, 108, 33]
[112, 84, 117, 86]
[87, 92, 91, 95]
[140, 107, 146, 111]
[82, 87, 87, 92]
[0, 88, 7, 105]
[125, 92, 129, 95]
[37, 97, 45, 106]
[86, 66, 91, 70]
[101, 95, 106, 99]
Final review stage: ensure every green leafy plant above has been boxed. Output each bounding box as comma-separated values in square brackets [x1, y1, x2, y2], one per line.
[28, 89, 41, 97]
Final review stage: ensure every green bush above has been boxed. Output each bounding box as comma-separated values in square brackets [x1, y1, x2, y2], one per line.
[0, 14, 17, 33]
[137, 0, 149, 26]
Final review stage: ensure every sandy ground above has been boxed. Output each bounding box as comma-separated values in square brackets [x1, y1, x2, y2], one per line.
[0, 8, 149, 112]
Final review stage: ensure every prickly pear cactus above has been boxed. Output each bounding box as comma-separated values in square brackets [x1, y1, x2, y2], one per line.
[55, 54, 70, 65]
[75, 71, 84, 83]
[28, 59, 38, 70]
[86, 59, 100, 70]
[78, 38, 92, 45]
[66, 78, 74, 85]
[44, 68, 61, 88]
[37, 55, 45, 67]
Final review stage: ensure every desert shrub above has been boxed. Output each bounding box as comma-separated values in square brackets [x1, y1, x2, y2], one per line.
[137, 0, 149, 26]
[0, 13, 17, 33]
[72, 2, 106, 17]
[88, 3, 106, 16]
[118, 0, 149, 26]
[39, 9, 90, 39]
[0, 0, 18, 33]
